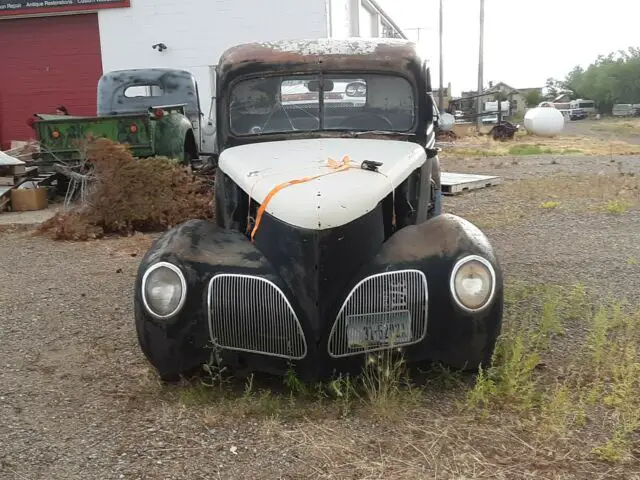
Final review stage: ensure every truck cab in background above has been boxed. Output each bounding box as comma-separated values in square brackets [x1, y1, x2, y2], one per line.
[33, 68, 217, 170]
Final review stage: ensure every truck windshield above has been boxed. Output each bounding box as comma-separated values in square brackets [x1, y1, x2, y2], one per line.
[229, 74, 415, 136]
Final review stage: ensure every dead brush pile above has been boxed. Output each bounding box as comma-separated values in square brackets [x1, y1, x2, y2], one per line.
[39, 138, 214, 240]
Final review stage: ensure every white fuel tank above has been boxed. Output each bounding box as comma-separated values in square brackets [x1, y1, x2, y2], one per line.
[524, 107, 565, 137]
[438, 112, 455, 131]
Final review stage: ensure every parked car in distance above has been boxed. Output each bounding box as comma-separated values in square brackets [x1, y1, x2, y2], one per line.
[569, 108, 587, 120]
[613, 104, 636, 117]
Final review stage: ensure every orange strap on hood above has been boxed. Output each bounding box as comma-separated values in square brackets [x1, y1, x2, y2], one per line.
[250, 155, 352, 242]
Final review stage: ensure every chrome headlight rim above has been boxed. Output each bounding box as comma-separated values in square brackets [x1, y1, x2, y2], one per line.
[141, 261, 187, 320]
[449, 254, 497, 314]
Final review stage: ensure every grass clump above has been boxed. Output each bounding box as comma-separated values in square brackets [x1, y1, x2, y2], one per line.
[466, 282, 640, 463]
[174, 343, 422, 426]
[602, 199, 631, 214]
[540, 200, 560, 209]
[591, 118, 640, 135]
[508, 144, 555, 155]
[162, 282, 640, 477]
[443, 132, 640, 158]
[457, 173, 639, 229]
[506, 144, 583, 156]
[38, 138, 213, 240]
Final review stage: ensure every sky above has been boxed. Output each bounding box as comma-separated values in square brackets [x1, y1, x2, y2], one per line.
[376, 0, 640, 96]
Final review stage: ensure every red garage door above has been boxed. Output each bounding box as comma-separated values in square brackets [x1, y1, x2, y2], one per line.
[0, 14, 103, 150]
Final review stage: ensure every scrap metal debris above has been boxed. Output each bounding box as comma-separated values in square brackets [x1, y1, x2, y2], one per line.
[0, 142, 56, 213]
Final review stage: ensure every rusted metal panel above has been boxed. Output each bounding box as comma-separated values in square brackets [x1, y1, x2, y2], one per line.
[217, 38, 423, 86]
[215, 38, 431, 151]
[34, 110, 194, 166]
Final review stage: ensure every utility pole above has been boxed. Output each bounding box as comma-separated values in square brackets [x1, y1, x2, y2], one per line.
[438, 0, 444, 111]
[476, 0, 485, 130]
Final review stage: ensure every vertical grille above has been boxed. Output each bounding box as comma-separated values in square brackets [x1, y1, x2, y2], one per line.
[328, 270, 428, 358]
[207, 274, 307, 360]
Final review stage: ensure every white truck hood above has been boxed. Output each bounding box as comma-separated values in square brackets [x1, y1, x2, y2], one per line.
[218, 137, 427, 230]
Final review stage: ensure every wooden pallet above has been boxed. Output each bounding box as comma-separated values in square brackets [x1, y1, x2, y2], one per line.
[441, 172, 502, 196]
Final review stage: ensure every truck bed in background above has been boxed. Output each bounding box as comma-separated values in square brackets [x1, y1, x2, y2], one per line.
[34, 113, 155, 167]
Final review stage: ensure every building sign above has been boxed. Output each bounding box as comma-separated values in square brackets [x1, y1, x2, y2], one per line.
[0, 0, 130, 18]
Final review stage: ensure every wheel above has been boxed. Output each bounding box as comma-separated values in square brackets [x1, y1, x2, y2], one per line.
[182, 131, 198, 167]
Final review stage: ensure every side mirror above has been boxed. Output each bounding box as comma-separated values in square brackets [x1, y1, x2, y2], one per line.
[438, 113, 455, 131]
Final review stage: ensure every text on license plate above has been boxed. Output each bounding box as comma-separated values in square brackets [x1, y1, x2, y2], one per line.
[346, 311, 412, 347]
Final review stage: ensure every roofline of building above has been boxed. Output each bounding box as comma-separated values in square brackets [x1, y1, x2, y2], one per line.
[365, 0, 408, 39]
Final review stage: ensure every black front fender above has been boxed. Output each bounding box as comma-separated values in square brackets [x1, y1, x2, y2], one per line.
[133, 219, 282, 380]
[351, 213, 504, 369]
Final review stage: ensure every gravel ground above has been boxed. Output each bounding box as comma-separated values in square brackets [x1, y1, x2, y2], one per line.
[1, 153, 639, 479]
[561, 118, 640, 144]
[441, 153, 640, 298]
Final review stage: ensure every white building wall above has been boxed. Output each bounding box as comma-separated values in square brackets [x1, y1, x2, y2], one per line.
[330, 0, 403, 39]
[97, 0, 329, 114]
[358, 3, 375, 37]
[329, 0, 351, 38]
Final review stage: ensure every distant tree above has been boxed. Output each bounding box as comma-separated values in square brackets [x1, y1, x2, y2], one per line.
[544, 77, 564, 100]
[559, 47, 640, 113]
[523, 90, 544, 107]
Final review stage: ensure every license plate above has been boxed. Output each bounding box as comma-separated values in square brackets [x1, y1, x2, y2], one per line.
[346, 311, 412, 348]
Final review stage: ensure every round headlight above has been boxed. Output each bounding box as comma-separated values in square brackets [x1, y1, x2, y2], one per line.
[141, 262, 187, 319]
[450, 255, 496, 313]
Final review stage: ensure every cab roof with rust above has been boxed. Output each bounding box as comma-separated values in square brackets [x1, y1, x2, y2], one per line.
[216, 38, 424, 85]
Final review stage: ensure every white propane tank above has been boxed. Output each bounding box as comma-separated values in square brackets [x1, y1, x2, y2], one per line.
[524, 107, 565, 137]
[438, 112, 455, 131]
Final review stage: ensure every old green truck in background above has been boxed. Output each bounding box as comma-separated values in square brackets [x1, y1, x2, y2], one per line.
[33, 68, 212, 171]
